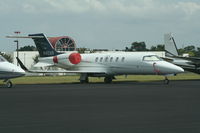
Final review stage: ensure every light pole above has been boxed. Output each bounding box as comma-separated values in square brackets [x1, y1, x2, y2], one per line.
[14, 31, 20, 66]
[14, 40, 19, 65]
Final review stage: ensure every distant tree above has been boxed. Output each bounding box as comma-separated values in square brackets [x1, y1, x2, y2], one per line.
[77, 48, 89, 53]
[150, 44, 164, 51]
[188, 51, 195, 57]
[150, 46, 156, 51]
[130, 42, 147, 51]
[0, 52, 13, 63]
[177, 48, 185, 56]
[125, 47, 130, 51]
[18, 45, 37, 51]
[195, 47, 200, 57]
[177, 45, 196, 57]
[184, 45, 195, 52]
[156, 45, 164, 51]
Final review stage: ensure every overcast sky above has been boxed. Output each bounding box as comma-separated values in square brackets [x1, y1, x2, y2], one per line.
[1, 0, 200, 52]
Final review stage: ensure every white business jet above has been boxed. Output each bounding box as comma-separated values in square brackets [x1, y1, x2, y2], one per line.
[0, 55, 25, 88]
[8, 33, 184, 84]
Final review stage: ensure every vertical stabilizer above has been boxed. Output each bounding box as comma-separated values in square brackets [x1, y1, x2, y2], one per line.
[29, 33, 60, 57]
[164, 33, 179, 56]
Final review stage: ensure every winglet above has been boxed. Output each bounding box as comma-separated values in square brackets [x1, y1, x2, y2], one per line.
[16, 57, 29, 71]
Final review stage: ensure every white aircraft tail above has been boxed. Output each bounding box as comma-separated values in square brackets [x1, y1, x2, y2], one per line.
[164, 33, 179, 56]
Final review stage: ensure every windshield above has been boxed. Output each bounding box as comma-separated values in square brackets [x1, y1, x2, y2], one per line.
[143, 55, 162, 61]
[0, 55, 7, 62]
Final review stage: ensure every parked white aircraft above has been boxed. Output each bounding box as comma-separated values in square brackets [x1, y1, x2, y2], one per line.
[0, 55, 25, 88]
[164, 33, 200, 74]
[9, 33, 184, 84]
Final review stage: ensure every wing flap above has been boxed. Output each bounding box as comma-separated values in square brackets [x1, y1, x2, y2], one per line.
[34, 62, 54, 67]
[16, 57, 107, 74]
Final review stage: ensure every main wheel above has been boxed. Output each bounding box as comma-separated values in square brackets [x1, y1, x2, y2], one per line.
[6, 81, 13, 88]
[80, 77, 89, 83]
[104, 77, 112, 83]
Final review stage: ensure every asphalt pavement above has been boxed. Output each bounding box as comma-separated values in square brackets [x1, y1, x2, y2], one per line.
[0, 80, 200, 133]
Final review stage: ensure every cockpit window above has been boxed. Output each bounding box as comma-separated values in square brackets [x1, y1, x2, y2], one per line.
[0, 56, 7, 62]
[143, 55, 162, 61]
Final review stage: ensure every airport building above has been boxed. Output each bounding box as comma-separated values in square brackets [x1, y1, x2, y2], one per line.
[12, 51, 38, 69]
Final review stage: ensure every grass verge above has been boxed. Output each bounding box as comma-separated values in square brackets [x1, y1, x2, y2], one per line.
[0, 73, 200, 85]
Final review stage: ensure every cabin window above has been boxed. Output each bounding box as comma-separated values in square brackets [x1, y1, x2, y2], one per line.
[115, 57, 119, 62]
[143, 55, 162, 61]
[100, 57, 103, 62]
[110, 57, 113, 62]
[121, 57, 125, 62]
[95, 57, 98, 62]
[105, 57, 109, 62]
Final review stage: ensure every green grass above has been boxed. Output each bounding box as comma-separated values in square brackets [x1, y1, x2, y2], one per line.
[0, 73, 200, 85]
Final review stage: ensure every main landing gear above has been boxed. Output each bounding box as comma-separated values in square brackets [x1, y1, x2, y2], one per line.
[80, 74, 115, 84]
[104, 77, 113, 83]
[80, 77, 89, 83]
[3, 79, 13, 88]
[80, 74, 89, 83]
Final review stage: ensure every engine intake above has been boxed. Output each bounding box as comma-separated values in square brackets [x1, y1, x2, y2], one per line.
[69, 53, 81, 64]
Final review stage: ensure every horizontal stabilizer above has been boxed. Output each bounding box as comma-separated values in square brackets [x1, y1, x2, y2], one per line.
[6, 36, 45, 38]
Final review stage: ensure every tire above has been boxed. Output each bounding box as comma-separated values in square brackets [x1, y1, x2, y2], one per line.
[6, 81, 13, 88]
[164, 79, 169, 84]
[80, 77, 89, 83]
[104, 77, 112, 83]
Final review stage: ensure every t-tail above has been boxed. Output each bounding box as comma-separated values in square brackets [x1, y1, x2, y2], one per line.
[29, 33, 61, 57]
[164, 33, 179, 56]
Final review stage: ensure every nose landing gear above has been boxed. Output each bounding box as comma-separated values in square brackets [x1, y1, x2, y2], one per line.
[164, 77, 169, 84]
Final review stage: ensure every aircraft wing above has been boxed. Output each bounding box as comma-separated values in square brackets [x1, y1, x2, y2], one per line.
[180, 57, 200, 67]
[22, 69, 107, 74]
[34, 62, 54, 67]
[16, 57, 107, 74]
[161, 57, 174, 62]
[171, 56, 200, 67]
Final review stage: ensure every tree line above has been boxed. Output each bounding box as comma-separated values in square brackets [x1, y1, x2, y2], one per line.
[125, 42, 200, 57]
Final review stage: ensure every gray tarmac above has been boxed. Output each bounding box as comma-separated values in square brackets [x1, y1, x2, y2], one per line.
[0, 80, 200, 133]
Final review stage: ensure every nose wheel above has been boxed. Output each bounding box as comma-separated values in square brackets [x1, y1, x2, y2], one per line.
[164, 77, 169, 84]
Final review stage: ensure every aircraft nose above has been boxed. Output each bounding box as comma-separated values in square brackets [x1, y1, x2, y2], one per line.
[155, 61, 184, 74]
[173, 65, 184, 73]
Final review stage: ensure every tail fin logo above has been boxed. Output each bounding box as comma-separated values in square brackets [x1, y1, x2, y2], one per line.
[43, 51, 55, 56]
[29, 33, 60, 57]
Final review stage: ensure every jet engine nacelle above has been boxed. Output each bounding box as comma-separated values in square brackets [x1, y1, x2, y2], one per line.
[52, 52, 82, 66]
